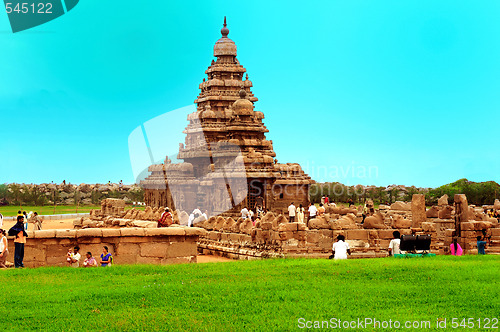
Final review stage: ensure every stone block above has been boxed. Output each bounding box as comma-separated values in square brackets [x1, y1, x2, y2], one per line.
[185, 227, 206, 236]
[24, 246, 46, 263]
[491, 228, 500, 237]
[55, 230, 77, 238]
[461, 222, 474, 231]
[346, 229, 369, 240]
[166, 242, 197, 258]
[113, 254, 137, 265]
[34, 230, 56, 238]
[376, 230, 395, 240]
[140, 242, 170, 257]
[279, 231, 293, 241]
[207, 231, 221, 241]
[77, 237, 103, 244]
[76, 229, 103, 238]
[120, 228, 145, 237]
[102, 229, 121, 237]
[306, 230, 320, 243]
[320, 229, 333, 238]
[421, 222, 436, 233]
[116, 243, 140, 256]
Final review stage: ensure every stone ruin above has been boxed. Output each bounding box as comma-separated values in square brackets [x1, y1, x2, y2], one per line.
[79, 194, 500, 259]
[140, 18, 313, 218]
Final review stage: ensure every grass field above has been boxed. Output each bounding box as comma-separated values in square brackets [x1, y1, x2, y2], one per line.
[0, 256, 498, 331]
[0, 205, 145, 217]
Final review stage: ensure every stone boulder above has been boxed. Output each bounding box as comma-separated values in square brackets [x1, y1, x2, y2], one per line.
[438, 205, 454, 219]
[390, 201, 411, 211]
[438, 194, 449, 206]
[363, 212, 389, 229]
[494, 199, 500, 210]
[261, 212, 276, 223]
[426, 206, 440, 218]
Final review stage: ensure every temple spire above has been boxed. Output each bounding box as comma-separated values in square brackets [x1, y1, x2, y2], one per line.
[221, 16, 229, 38]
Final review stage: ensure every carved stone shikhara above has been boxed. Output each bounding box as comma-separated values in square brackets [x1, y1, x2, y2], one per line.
[141, 19, 312, 216]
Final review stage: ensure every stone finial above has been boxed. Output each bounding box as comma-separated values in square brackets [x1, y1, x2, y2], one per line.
[239, 88, 247, 99]
[245, 73, 249, 80]
[221, 16, 229, 37]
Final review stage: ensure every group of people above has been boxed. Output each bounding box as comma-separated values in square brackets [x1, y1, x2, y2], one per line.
[286, 202, 330, 224]
[66, 246, 113, 268]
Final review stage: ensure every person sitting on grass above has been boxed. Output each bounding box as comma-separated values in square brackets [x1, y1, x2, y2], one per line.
[450, 238, 463, 256]
[100, 246, 113, 267]
[83, 252, 98, 267]
[331, 235, 351, 260]
[388, 231, 401, 256]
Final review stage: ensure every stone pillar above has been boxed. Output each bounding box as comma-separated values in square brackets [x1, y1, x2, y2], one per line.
[454, 194, 469, 238]
[411, 194, 426, 228]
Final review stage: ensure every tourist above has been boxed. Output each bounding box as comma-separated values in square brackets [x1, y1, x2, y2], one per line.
[347, 198, 354, 207]
[248, 209, 254, 220]
[158, 207, 173, 227]
[288, 202, 296, 222]
[255, 195, 264, 210]
[317, 203, 325, 216]
[8, 215, 27, 268]
[67, 246, 81, 267]
[308, 203, 317, 222]
[477, 236, 487, 255]
[361, 203, 369, 224]
[296, 204, 305, 223]
[0, 212, 3, 229]
[488, 209, 494, 218]
[23, 211, 28, 230]
[256, 205, 264, 218]
[32, 212, 42, 231]
[321, 195, 325, 205]
[0, 229, 8, 268]
[388, 231, 401, 256]
[331, 235, 351, 260]
[450, 238, 463, 256]
[240, 207, 249, 219]
[494, 210, 500, 222]
[100, 246, 113, 267]
[188, 208, 203, 227]
[83, 252, 98, 267]
[324, 196, 329, 205]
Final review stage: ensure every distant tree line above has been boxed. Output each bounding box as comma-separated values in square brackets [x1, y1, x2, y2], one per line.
[0, 183, 144, 206]
[309, 182, 426, 205]
[425, 179, 500, 206]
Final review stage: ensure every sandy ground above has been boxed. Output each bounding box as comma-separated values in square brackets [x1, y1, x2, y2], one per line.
[1, 218, 232, 264]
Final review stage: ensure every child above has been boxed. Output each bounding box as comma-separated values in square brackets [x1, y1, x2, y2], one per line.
[477, 236, 487, 255]
[66, 248, 74, 263]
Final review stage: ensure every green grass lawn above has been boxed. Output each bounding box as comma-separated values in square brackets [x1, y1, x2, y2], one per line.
[0, 256, 498, 331]
[0, 205, 144, 217]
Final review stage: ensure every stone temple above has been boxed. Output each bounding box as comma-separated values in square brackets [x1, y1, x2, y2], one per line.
[141, 18, 312, 216]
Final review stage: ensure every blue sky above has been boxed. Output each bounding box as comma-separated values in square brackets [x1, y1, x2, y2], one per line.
[1, 0, 499, 188]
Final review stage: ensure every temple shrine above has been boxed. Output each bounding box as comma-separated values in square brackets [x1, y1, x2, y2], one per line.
[141, 18, 313, 216]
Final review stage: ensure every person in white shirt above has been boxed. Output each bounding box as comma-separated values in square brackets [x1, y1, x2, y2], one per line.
[388, 231, 402, 256]
[308, 203, 318, 222]
[188, 209, 203, 227]
[248, 209, 254, 220]
[68, 246, 81, 268]
[288, 202, 296, 222]
[332, 235, 351, 260]
[240, 207, 249, 219]
[0, 213, 3, 229]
